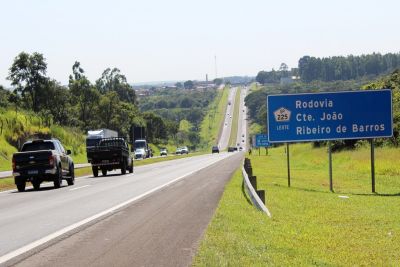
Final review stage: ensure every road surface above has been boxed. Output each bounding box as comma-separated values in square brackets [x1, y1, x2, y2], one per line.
[218, 87, 238, 150]
[0, 152, 241, 266]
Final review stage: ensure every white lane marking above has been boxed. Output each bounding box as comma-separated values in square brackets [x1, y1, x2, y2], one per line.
[69, 185, 91, 191]
[0, 153, 233, 264]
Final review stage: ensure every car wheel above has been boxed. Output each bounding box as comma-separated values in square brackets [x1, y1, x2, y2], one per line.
[121, 161, 127, 175]
[54, 166, 62, 189]
[16, 181, 26, 192]
[32, 179, 41, 190]
[67, 165, 75, 186]
[101, 168, 107, 176]
[92, 166, 98, 177]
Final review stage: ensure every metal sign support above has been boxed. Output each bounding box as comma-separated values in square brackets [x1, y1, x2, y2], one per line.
[286, 143, 291, 187]
[370, 139, 375, 193]
[328, 141, 333, 192]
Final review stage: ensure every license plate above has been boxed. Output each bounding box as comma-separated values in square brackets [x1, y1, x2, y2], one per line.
[28, 170, 38, 175]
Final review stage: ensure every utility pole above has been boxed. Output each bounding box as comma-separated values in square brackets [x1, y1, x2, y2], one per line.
[214, 55, 218, 79]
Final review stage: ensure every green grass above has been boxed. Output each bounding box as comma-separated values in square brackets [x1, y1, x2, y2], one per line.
[0, 108, 87, 171]
[228, 87, 241, 147]
[194, 143, 400, 266]
[200, 86, 230, 149]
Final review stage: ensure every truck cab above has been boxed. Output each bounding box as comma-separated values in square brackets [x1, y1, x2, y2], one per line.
[134, 139, 149, 159]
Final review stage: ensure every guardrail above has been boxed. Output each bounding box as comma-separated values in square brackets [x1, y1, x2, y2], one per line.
[242, 158, 271, 217]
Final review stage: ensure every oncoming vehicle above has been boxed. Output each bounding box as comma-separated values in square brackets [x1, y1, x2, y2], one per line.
[180, 146, 189, 154]
[212, 146, 219, 153]
[12, 139, 75, 192]
[134, 139, 149, 159]
[175, 148, 182, 154]
[160, 148, 168, 156]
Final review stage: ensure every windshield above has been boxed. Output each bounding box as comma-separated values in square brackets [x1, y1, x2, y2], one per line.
[86, 138, 101, 147]
[22, 142, 55, 152]
[135, 141, 146, 149]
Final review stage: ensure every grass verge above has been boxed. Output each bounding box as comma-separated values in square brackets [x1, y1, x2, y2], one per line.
[200, 86, 230, 149]
[194, 143, 400, 266]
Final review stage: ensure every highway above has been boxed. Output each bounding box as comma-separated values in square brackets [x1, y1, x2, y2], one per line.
[0, 85, 248, 266]
[236, 86, 248, 151]
[218, 86, 238, 151]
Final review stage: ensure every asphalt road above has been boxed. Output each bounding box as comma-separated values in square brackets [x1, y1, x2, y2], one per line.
[218, 87, 238, 150]
[0, 152, 239, 266]
[237, 87, 248, 151]
[12, 152, 243, 267]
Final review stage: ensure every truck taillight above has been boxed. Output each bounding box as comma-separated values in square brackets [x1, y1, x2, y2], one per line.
[12, 158, 16, 171]
[49, 155, 55, 166]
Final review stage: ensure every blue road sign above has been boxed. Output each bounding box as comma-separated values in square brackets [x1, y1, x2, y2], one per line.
[267, 90, 393, 143]
[255, 134, 271, 147]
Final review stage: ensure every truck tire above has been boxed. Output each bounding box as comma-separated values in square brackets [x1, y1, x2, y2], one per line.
[16, 181, 26, 192]
[92, 166, 98, 177]
[32, 179, 41, 190]
[67, 164, 75, 186]
[101, 168, 107, 176]
[54, 166, 62, 189]
[121, 160, 127, 175]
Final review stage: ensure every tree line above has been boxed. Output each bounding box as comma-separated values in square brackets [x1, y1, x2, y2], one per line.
[0, 51, 178, 144]
[256, 52, 400, 85]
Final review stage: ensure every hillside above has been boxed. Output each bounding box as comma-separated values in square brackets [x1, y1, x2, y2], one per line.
[0, 108, 86, 171]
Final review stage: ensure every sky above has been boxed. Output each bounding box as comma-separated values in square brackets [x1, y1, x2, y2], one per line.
[1, 0, 399, 86]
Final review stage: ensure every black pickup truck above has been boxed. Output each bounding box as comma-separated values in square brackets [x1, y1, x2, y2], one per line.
[12, 139, 75, 192]
[87, 137, 133, 177]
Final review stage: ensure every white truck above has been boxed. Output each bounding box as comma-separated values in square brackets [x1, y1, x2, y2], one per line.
[134, 139, 149, 159]
[86, 129, 118, 148]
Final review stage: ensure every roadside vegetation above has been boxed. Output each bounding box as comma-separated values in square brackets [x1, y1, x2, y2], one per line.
[194, 143, 400, 266]
[0, 51, 226, 172]
[199, 86, 230, 149]
[228, 87, 241, 147]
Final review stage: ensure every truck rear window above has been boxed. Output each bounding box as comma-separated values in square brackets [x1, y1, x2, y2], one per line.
[22, 142, 55, 151]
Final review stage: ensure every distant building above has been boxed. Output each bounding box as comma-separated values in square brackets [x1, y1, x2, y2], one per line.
[280, 76, 300, 85]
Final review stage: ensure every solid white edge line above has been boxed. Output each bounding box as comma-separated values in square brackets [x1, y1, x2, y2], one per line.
[0, 153, 233, 264]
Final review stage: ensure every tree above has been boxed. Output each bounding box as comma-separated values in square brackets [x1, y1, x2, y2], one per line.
[279, 63, 289, 77]
[213, 78, 223, 86]
[0, 85, 11, 108]
[143, 112, 167, 142]
[45, 80, 71, 125]
[69, 62, 100, 129]
[175, 82, 183, 89]
[7, 52, 48, 112]
[183, 80, 194, 89]
[96, 68, 136, 104]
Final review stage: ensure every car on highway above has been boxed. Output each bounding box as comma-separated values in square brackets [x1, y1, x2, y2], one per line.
[175, 148, 182, 154]
[228, 147, 236, 152]
[212, 146, 219, 153]
[12, 139, 75, 192]
[239, 146, 243, 151]
[180, 146, 189, 154]
[160, 148, 168, 156]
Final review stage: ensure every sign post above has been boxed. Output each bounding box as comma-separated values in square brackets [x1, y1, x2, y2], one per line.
[267, 90, 393, 192]
[370, 139, 375, 193]
[286, 143, 290, 187]
[328, 141, 333, 192]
